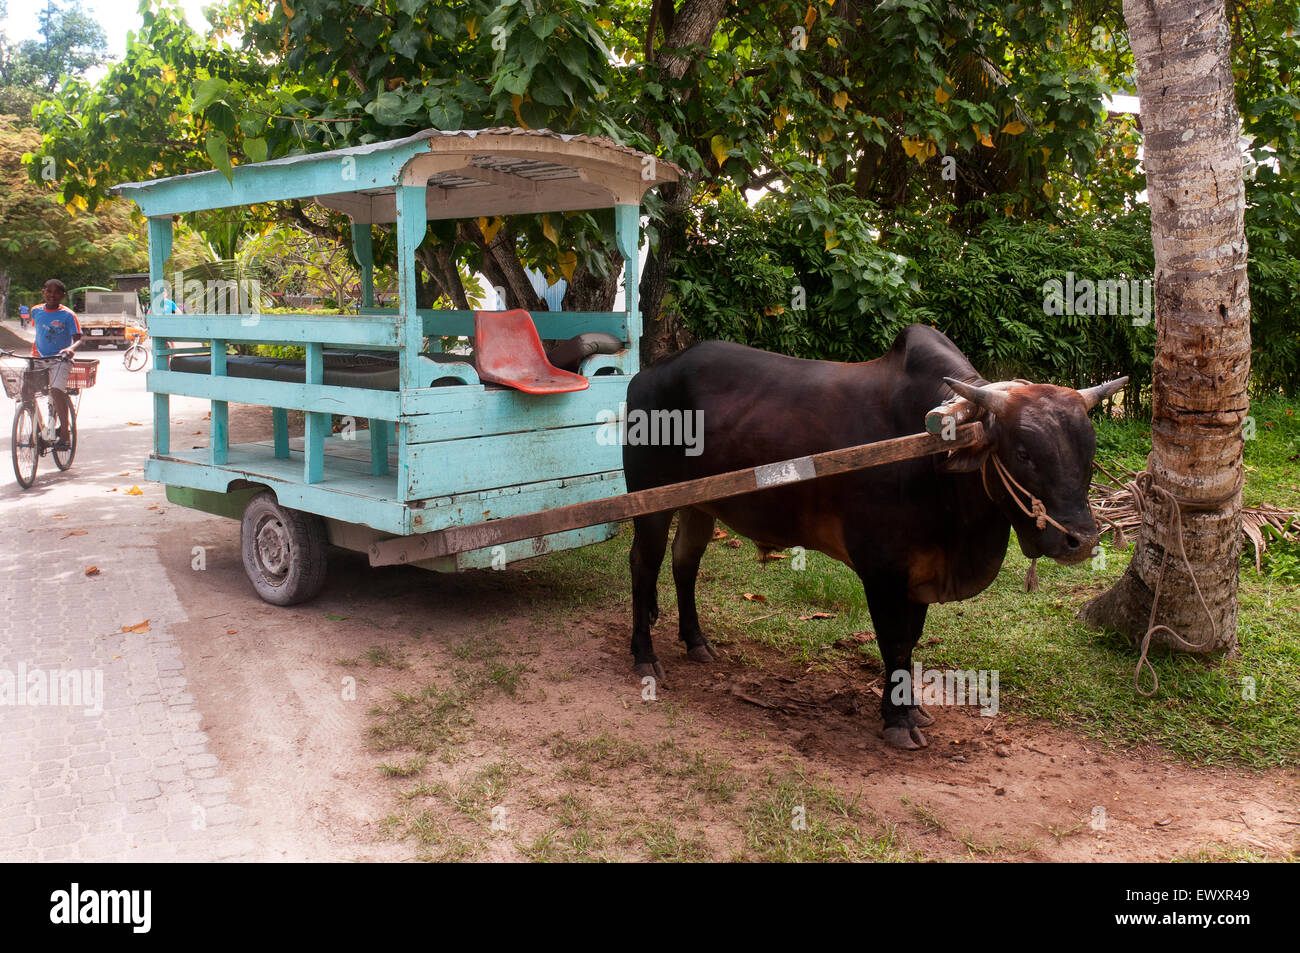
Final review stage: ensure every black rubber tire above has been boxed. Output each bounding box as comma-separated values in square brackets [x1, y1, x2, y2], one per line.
[52, 404, 76, 470]
[240, 491, 328, 605]
[11, 402, 37, 489]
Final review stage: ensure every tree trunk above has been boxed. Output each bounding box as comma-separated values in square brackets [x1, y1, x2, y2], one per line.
[637, 0, 729, 367]
[562, 249, 622, 311]
[1080, 0, 1250, 655]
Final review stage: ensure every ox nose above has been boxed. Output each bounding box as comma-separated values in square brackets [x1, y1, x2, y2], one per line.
[1063, 528, 1100, 554]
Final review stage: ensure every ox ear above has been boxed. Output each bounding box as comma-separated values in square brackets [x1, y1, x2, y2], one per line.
[939, 439, 993, 473]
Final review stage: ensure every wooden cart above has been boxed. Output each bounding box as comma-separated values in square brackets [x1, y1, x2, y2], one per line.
[113, 127, 981, 605]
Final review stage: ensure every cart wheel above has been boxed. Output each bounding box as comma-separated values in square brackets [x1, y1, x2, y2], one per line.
[240, 491, 328, 605]
[52, 405, 76, 470]
[11, 402, 38, 489]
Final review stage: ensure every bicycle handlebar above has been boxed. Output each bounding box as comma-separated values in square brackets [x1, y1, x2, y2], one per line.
[0, 349, 72, 363]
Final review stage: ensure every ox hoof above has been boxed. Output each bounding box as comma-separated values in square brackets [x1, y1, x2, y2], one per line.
[909, 707, 935, 728]
[883, 725, 929, 750]
[633, 661, 666, 683]
[686, 640, 721, 663]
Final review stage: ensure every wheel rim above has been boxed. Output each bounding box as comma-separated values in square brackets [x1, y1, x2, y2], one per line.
[253, 514, 293, 583]
[53, 418, 75, 470]
[12, 406, 37, 486]
[125, 347, 147, 371]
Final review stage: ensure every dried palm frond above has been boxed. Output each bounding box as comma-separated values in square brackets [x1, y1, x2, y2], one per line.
[1089, 464, 1298, 571]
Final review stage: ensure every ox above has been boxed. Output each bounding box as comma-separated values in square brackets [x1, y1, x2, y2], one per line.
[623, 324, 1125, 749]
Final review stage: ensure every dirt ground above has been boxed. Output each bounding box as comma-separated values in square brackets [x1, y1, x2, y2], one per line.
[151, 402, 1300, 863]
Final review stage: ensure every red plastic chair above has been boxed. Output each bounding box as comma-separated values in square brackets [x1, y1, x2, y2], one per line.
[473, 309, 589, 394]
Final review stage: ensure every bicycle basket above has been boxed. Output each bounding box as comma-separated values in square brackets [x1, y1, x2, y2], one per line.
[3, 364, 49, 399]
[0, 364, 22, 399]
[68, 359, 99, 390]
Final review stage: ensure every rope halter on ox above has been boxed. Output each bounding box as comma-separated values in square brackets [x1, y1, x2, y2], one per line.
[940, 375, 1125, 594]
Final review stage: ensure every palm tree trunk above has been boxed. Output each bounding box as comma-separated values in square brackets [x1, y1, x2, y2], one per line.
[1080, 0, 1250, 655]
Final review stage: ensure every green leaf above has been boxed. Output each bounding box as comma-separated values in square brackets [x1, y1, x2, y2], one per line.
[190, 77, 228, 114]
[426, 99, 464, 130]
[429, 7, 458, 40]
[530, 13, 561, 38]
[390, 28, 421, 61]
[205, 130, 232, 182]
[243, 137, 268, 163]
[368, 90, 407, 126]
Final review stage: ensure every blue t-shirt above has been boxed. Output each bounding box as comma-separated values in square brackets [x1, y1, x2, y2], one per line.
[31, 305, 81, 356]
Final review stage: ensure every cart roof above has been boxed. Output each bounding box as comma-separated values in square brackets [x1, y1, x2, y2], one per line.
[111, 127, 681, 221]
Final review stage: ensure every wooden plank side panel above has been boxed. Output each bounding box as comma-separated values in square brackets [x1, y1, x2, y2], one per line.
[210, 340, 228, 465]
[418, 309, 630, 341]
[147, 449, 408, 535]
[304, 343, 326, 484]
[147, 216, 173, 456]
[410, 469, 626, 534]
[147, 370, 401, 420]
[431, 523, 621, 572]
[405, 376, 629, 441]
[405, 424, 622, 499]
[146, 313, 403, 347]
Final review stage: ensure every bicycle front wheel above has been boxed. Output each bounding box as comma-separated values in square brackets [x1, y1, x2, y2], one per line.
[52, 404, 76, 470]
[124, 344, 149, 372]
[12, 402, 38, 488]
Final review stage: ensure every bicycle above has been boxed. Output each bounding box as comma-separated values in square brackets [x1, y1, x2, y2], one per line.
[123, 324, 149, 372]
[0, 350, 99, 489]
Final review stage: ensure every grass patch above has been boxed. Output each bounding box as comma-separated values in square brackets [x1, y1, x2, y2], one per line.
[368, 658, 523, 758]
[1171, 843, 1296, 863]
[363, 645, 409, 669]
[487, 661, 528, 696]
[379, 808, 478, 862]
[438, 759, 523, 822]
[518, 793, 612, 862]
[378, 755, 427, 778]
[739, 767, 916, 862]
[369, 682, 479, 755]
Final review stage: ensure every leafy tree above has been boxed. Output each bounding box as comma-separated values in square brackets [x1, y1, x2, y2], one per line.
[29, 1, 1112, 332]
[0, 110, 210, 317]
[0, 113, 143, 314]
[12, 0, 107, 92]
[25, 0, 1300, 391]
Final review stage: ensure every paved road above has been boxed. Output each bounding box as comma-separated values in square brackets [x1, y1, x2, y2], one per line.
[0, 325, 256, 861]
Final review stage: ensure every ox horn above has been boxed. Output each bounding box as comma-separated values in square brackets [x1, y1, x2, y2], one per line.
[943, 377, 1011, 417]
[1077, 376, 1129, 410]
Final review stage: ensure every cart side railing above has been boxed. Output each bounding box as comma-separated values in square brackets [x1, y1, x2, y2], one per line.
[143, 308, 404, 485]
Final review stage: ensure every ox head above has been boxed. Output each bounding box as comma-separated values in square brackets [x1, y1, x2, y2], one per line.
[940, 375, 1127, 564]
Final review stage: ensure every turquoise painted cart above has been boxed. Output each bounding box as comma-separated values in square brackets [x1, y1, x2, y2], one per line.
[112, 128, 679, 604]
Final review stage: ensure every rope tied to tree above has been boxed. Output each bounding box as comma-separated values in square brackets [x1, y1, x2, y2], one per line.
[1123, 470, 1219, 697]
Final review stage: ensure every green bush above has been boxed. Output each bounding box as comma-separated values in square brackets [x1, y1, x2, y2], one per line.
[670, 190, 1300, 404]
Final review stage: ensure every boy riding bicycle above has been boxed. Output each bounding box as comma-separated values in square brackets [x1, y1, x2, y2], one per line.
[28, 279, 82, 450]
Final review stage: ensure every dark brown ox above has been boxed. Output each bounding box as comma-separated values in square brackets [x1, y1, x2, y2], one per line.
[622, 324, 1125, 749]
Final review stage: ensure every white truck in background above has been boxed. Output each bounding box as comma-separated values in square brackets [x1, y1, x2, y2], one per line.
[77, 289, 142, 350]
